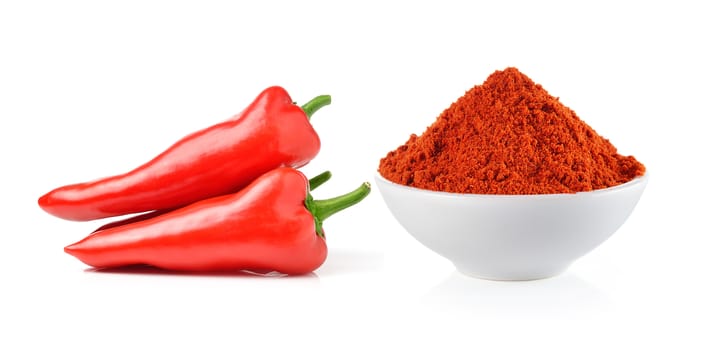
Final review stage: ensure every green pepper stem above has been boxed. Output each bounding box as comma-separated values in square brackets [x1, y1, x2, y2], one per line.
[306, 182, 371, 237]
[301, 95, 331, 119]
[308, 171, 332, 191]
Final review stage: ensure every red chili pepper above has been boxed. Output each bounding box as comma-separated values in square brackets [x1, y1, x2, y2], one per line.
[38, 86, 331, 221]
[64, 168, 370, 275]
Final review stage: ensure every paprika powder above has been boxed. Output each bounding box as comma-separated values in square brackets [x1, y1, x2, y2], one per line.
[378, 67, 645, 195]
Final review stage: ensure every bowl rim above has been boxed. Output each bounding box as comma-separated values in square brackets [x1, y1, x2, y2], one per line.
[375, 171, 649, 199]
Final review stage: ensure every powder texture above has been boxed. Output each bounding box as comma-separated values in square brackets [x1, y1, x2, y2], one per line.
[378, 67, 645, 194]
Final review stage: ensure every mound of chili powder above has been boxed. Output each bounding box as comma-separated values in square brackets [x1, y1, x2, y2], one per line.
[378, 67, 645, 195]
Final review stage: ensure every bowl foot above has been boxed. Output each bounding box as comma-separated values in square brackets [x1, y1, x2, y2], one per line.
[454, 263, 570, 281]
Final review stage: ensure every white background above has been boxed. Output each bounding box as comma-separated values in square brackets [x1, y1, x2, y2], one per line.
[1, 1, 699, 349]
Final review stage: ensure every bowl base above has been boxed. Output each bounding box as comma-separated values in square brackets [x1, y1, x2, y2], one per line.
[454, 264, 569, 281]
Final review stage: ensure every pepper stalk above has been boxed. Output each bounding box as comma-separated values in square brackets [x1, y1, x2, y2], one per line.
[301, 95, 332, 119]
[305, 182, 372, 237]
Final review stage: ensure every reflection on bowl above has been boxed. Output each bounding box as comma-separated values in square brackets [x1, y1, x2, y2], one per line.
[375, 172, 649, 281]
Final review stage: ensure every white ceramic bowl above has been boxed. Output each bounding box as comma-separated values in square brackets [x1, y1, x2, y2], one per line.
[376, 173, 649, 280]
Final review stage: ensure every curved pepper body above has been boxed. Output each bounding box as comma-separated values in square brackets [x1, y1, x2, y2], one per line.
[64, 168, 327, 275]
[39, 86, 321, 221]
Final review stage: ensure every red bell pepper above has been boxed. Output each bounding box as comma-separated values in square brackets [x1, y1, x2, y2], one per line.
[64, 168, 370, 275]
[38, 86, 331, 221]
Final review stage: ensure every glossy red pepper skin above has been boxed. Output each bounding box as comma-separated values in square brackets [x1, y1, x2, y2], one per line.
[39, 86, 326, 221]
[64, 168, 370, 275]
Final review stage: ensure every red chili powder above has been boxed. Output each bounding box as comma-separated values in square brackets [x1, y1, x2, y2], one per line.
[378, 67, 646, 195]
